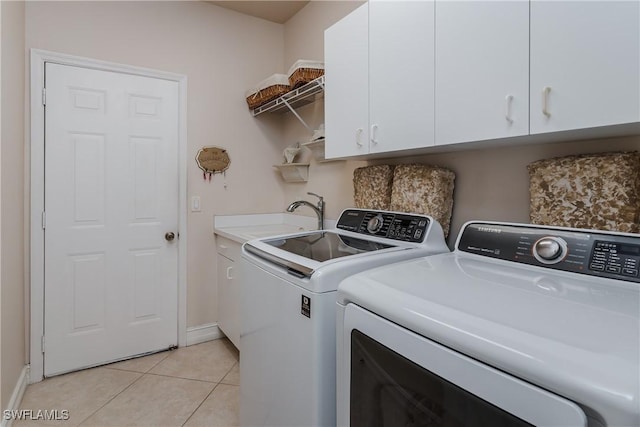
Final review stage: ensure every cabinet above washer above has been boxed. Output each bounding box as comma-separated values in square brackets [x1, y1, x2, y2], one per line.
[324, 0, 640, 160]
[324, 1, 435, 159]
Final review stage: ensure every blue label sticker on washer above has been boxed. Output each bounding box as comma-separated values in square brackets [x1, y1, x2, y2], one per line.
[301, 295, 311, 318]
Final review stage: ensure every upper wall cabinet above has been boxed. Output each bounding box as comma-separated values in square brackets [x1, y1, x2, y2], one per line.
[435, 0, 529, 145]
[325, 1, 435, 159]
[369, 0, 435, 154]
[325, 3, 369, 158]
[325, 0, 640, 160]
[530, 1, 640, 134]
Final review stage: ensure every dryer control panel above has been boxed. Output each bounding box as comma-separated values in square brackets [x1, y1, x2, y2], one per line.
[458, 222, 640, 283]
[336, 209, 431, 243]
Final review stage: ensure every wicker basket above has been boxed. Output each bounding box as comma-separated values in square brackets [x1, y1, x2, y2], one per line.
[287, 60, 324, 89]
[245, 74, 290, 110]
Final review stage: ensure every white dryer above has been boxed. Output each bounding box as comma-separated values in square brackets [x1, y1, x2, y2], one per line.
[337, 221, 639, 427]
[240, 209, 450, 426]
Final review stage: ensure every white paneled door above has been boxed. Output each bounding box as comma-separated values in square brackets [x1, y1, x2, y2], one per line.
[44, 63, 179, 376]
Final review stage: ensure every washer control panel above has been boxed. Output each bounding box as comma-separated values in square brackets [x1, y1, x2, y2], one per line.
[590, 241, 640, 277]
[458, 222, 640, 283]
[533, 236, 568, 264]
[336, 209, 430, 243]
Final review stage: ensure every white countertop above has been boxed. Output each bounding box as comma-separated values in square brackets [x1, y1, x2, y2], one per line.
[214, 213, 329, 243]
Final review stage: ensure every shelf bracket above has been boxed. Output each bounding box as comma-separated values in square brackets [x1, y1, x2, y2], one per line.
[281, 97, 313, 133]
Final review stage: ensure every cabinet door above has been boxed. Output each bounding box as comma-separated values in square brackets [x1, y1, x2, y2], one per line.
[530, 1, 640, 134]
[325, 3, 369, 159]
[217, 253, 240, 349]
[435, 0, 529, 145]
[369, 0, 435, 154]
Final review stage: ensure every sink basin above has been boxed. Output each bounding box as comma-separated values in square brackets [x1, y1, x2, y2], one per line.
[240, 225, 309, 240]
[214, 213, 320, 243]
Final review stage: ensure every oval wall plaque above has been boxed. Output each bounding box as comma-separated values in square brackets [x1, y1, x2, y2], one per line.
[196, 146, 230, 180]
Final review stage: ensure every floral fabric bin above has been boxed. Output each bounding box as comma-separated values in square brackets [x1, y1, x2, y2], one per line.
[528, 151, 640, 233]
[353, 165, 395, 211]
[389, 164, 456, 238]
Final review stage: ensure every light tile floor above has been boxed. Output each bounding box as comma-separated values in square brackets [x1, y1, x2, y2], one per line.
[15, 339, 240, 427]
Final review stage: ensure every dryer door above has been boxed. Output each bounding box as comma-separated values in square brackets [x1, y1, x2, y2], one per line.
[340, 303, 587, 427]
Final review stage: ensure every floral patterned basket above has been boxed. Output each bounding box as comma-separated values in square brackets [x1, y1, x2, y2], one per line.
[353, 164, 456, 238]
[353, 165, 395, 211]
[528, 151, 640, 233]
[390, 164, 456, 238]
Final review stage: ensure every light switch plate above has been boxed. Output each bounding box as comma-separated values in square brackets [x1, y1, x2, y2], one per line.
[191, 196, 201, 212]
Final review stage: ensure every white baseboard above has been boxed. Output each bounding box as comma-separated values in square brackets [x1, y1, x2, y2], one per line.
[1, 365, 30, 427]
[185, 323, 225, 346]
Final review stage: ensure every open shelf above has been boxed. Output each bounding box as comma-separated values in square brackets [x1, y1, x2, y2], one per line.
[252, 76, 324, 117]
[273, 163, 310, 182]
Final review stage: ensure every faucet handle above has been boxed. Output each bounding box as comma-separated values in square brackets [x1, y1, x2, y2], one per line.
[307, 192, 323, 202]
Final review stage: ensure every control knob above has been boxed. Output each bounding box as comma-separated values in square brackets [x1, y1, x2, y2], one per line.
[367, 214, 384, 234]
[533, 237, 567, 264]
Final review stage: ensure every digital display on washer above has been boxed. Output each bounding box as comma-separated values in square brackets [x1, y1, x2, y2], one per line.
[336, 209, 430, 242]
[620, 244, 640, 256]
[590, 241, 640, 279]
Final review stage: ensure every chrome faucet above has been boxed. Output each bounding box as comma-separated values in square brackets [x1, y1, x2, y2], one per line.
[287, 192, 325, 230]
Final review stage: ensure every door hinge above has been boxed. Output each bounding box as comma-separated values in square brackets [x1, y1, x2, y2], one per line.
[42, 211, 46, 230]
[41, 335, 45, 354]
[42, 87, 46, 106]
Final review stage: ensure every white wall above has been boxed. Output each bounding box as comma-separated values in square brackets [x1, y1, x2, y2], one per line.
[281, 1, 366, 219]
[25, 0, 287, 328]
[1, 0, 26, 410]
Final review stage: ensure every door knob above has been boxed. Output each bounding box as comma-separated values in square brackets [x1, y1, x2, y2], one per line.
[165, 232, 176, 242]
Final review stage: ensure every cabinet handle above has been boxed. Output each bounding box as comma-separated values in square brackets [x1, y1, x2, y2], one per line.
[371, 124, 379, 144]
[218, 245, 228, 252]
[505, 95, 514, 123]
[355, 128, 364, 147]
[542, 86, 552, 117]
[226, 266, 233, 280]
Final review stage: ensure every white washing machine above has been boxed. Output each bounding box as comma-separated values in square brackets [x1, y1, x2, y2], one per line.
[240, 209, 450, 427]
[337, 221, 639, 427]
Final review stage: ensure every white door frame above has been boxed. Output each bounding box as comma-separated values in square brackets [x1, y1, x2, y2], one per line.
[30, 49, 188, 382]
